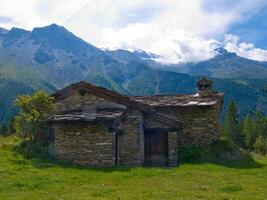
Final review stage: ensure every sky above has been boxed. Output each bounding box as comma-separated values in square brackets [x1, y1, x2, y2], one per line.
[0, 0, 266, 64]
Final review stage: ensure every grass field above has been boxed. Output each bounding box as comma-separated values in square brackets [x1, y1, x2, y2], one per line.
[0, 136, 267, 200]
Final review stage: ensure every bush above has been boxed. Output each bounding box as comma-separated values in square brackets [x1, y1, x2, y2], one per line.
[13, 138, 49, 159]
[179, 139, 237, 163]
[179, 144, 209, 163]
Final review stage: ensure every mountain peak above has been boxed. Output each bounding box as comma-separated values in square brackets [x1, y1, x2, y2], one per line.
[47, 23, 61, 27]
[43, 23, 65, 30]
[30, 23, 72, 44]
[214, 47, 228, 55]
[9, 27, 29, 34]
[214, 47, 237, 57]
[32, 23, 67, 34]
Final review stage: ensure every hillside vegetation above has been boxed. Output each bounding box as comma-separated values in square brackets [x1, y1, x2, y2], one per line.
[1, 24, 267, 124]
[0, 136, 267, 200]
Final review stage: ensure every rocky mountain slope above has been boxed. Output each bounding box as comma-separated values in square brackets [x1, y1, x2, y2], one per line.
[189, 48, 267, 79]
[0, 24, 266, 123]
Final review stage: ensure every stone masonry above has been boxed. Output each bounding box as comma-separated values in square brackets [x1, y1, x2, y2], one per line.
[50, 122, 116, 167]
[46, 79, 224, 167]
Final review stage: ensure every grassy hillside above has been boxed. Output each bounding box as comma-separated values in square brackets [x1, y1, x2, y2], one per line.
[0, 54, 56, 124]
[0, 77, 38, 123]
[1, 136, 267, 200]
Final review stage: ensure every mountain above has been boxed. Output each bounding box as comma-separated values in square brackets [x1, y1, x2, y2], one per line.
[188, 47, 267, 79]
[0, 24, 267, 124]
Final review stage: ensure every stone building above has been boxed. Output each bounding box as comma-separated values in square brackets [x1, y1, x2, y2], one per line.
[46, 78, 224, 167]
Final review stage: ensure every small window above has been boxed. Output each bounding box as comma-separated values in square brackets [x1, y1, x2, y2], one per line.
[78, 89, 86, 96]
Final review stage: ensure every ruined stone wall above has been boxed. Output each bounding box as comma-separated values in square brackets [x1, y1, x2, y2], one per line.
[50, 122, 116, 167]
[118, 108, 143, 166]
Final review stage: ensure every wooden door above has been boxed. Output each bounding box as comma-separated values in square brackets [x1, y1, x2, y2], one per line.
[144, 129, 168, 166]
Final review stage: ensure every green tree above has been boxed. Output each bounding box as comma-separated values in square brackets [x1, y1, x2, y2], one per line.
[14, 91, 55, 141]
[242, 114, 257, 149]
[253, 135, 267, 155]
[222, 100, 242, 146]
[8, 117, 16, 134]
[0, 123, 8, 135]
[255, 111, 267, 138]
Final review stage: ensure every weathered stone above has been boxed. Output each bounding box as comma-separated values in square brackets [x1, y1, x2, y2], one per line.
[49, 122, 116, 167]
[46, 80, 223, 167]
[168, 131, 178, 166]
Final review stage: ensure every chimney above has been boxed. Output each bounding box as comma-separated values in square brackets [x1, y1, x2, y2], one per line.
[197, 78, 214, 97]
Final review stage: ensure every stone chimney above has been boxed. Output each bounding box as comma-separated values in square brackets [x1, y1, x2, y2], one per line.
[197, 78, 214, 97]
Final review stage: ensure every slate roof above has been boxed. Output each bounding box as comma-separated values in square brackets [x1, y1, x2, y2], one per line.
[49, 81, 223, 127]
[131, 93, 224, 107]
[47, 109, 125, 123]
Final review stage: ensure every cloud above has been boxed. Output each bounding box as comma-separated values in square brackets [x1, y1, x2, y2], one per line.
[66, 0, 245, 44]
[224, 34, 267, 62]
[101, 24, 221, 64]
[94, 0, 267, 64]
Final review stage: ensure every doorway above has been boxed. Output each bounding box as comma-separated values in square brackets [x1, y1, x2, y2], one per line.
[144, 128, 168, 167]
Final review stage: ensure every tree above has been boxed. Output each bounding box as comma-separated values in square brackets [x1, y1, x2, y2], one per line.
[253, 135, 267, 155]
[242, 114, 257, 149]
[0, 123, 8, 135]
[222, 100, 242, 146]
[8, 117, 16, 134]
[14, 91, 55, 141]
[255, 111, 267, 138]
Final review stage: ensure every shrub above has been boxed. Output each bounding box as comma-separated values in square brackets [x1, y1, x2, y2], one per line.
[179, 144, 209, 163]
[179, 139, 237, 163]
[14, 90, 55, 141]
[13, 138, 49, 159]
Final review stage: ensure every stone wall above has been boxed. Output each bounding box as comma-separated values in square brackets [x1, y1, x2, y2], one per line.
[55, 91, 125, 112]
[55, 91, 104, 111]
[176, 104, 221, 148]
[168, 131, 178, 167]
[118, 108, 143, 166]
[143, 113, 173, 129]
[153, 102, 222, 149]
[50, 122, 116, 167]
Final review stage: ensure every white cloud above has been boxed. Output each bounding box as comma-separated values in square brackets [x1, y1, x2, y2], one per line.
[101, 24, 220, 64]
[224, 34, 267, 62]
[0, 0, 267, 63]
[94, 0, 267, 64]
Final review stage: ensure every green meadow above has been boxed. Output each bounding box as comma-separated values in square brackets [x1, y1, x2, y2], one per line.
[0, 136, 267, 200]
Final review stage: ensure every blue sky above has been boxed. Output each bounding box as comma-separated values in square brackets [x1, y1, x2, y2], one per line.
[0, 0, 266, 64]
[229, 7, 267, 49]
